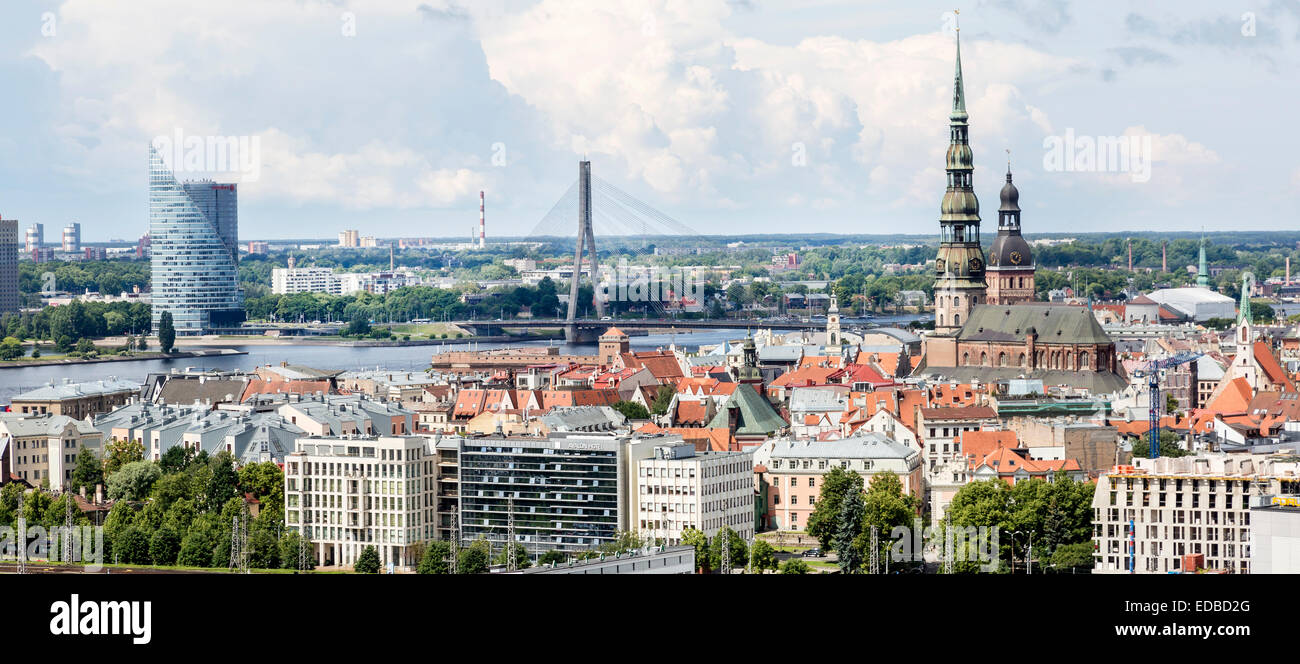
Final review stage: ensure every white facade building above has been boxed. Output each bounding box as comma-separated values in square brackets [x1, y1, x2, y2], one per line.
[1092, 454, 1300, 574]
[284, 436, 435, 571]
[635, 443, 754, 545]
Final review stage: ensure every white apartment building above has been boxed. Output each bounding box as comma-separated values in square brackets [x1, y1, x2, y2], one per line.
[1092, 453, 1300, 574]
[635, 443, 754, 545]
[284, 436, 436, 571]
[272, 267, 342, 295]
[271, 267, 422, 296]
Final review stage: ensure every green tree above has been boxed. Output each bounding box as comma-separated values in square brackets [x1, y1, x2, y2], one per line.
[681, 527, 711, 573]
[205, 452, 240, 511]
[749, 539, 778, 573]
[650, 384, 675, 416]
[178, 531, 215, 568]
[861, 471, 919, 569]
[103, 438, 144, 475]
[158, 311, 176, 353]
[418, 540, 452, 574]
[346, 313, 371, 337]
[1131, 430, 1189, 459]
[707, 526, 749, 572]
[0, 336, 22, 360]
[537, 550, 567, 567]
[611, 400, 651, 420]
[70, 447, 104, 495]
[1050, 542, 1095, 572]
[106, 461, 161, 501]
[353, 545, 381, 573]
[806, 467, 863, 551]
[278, 530, 315, 570]
[149, 527, 181, 566]
[779, 558, 811, 574]
[493, 542, 532, 569]
[113, 526, 151, 565]
[457, 546, 489, 574]
[835, 485, 865, 573]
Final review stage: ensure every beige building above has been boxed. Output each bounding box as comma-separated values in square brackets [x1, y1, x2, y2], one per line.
[634, 443, 754, 545]
[284, 436, 435, 571]
[1092, 454, 1300, 574]
[10, 378, 139, 420]
[0, 414, 103, 489]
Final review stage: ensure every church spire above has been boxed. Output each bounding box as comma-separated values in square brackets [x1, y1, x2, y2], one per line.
[951, 13, 967, 122]
[1197, 230, 1209, 288]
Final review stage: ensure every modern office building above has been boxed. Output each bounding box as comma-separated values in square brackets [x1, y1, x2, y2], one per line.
[284, 435, 435, 570]
[61, 222, 81, 252]
[25, 222, 42, 252]
[1092, 454, 1300, 574]
[634, 442, 755, 545]
[181, 181, 238, 265]
[456, 432, 661, 554]
[148, 146, 245, 334]
[0, 218, 18, 314]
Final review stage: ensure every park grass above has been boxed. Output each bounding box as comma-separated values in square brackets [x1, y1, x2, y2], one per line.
[387, 322, 469, 338]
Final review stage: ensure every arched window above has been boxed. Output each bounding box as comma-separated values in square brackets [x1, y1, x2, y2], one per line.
[1017, 352, 1027, 367]
[954, 296, 961, 308]
[1079, 351, 1090, 370]
[961, 352, 970, 366]
[954, 314, 960, 326]
[980, 352, 988, 366]
[998, 352, 1007, 367]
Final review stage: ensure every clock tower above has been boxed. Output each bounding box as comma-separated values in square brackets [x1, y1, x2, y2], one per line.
[985, 163, 1035, 305]
[933, 25, 987, 334]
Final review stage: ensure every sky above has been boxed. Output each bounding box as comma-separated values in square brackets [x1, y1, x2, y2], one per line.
[0, 0, 1297, 242]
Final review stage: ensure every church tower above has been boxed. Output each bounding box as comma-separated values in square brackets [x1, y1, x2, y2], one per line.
[826, 294, 842, 352]
[985, 163, 1035, 305]
[933, 25, 987, 334]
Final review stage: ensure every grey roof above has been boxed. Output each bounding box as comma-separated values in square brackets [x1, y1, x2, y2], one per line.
[913, 364, 1128, 394]
[540, 406, 626, 432]
[771, 432, 917, 461]
[861, 327, 921, 345]
[0, 414, 99, 437]
[758, 346, 805, 362]
[260, 364, 342, 380]
[155, 376, 250, 406]
[12, 378, 140, 402]
[959, 304, 1112, 345]
[1196, 356, 1225, 381]
[788, 387, 847, 413]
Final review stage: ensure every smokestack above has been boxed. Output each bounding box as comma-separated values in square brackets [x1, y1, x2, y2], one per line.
[479, 190, 486, 249]
[1288, 256, 1292, 286]
[1162, 241, 1167, 273]
[1127, 240, 1132, 272]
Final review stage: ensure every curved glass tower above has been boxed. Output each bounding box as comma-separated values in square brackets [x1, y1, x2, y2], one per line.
[149, 146, 244, 334]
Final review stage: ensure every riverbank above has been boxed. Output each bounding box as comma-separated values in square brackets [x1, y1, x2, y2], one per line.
[0, 348, 247, 370]
[173, 333, 564, 348]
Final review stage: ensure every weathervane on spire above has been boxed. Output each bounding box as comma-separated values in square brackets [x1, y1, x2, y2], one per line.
[1006, 147, 1011, 171]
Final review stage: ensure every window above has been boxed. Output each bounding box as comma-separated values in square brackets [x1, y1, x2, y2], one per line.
[808, 477, 815, 487]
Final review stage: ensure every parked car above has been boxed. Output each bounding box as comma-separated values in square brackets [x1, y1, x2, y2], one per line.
[801, 548, 822, 557]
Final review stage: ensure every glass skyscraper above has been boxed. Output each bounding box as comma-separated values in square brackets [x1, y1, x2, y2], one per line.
[149, 146, 244, 334]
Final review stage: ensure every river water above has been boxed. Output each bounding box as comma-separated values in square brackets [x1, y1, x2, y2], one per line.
[0, 316, 920, 404]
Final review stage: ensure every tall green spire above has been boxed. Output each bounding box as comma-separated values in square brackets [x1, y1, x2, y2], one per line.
[1197, 230, 1208, 288]
[1239, 273, 1253, 325]
[951, 22, 967, 122]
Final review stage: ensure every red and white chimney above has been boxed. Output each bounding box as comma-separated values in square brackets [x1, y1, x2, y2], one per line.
[479, 190, 486, 249]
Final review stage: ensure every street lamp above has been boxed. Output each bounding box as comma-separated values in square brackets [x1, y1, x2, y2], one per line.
[1012, 530, 1035, 575]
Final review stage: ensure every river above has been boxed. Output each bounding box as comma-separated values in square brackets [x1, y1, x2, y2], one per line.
[0, 315, 921, 404]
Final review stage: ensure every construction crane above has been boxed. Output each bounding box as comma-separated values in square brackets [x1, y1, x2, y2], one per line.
[1131, 351, 1203, 459]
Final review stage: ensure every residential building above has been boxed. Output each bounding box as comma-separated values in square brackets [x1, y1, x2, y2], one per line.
[24, 222, 42, 252]
[455, 432, 662, 553]
[61, 222, 81, 252]
[1092, 454, 1300, 574]
[0, 414, 103, 489]
[338, 229, 359, 248]
[635, 442, 755, 545]
[760, 433, 922, 532]
[0, 218, 17, 315]
[284, 435, 435, 570]
[9, 378, 140, 420]
[148, 147, 244, 334]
